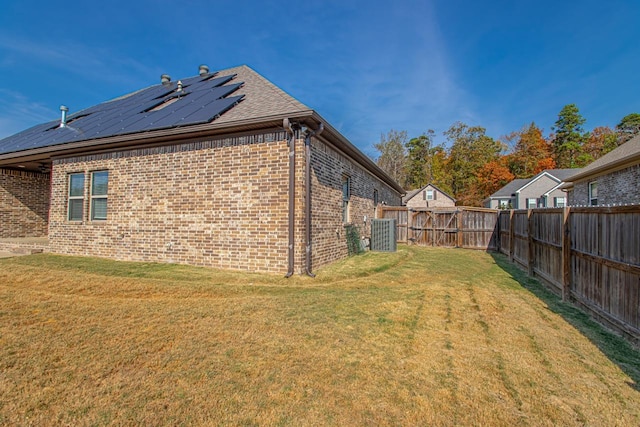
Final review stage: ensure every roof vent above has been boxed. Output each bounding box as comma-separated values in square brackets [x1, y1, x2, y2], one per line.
[177, 80, 183, 92]
[199, 64, 209, 76]
[59, 105, 69, 128]
[161, 74, 171, 85]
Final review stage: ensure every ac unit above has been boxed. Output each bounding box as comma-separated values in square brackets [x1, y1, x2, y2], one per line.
[370, 218, 397, 252]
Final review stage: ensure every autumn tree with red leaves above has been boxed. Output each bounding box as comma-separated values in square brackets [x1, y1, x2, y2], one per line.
[476, 159, 515, 199]
[505, 123, 555, 178]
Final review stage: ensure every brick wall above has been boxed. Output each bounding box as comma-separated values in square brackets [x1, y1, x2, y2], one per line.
[307, 137, 402, 270]
[570, 164, 640, 206]
[47, 130, 402, 274]
[49, 133, 290, 273]
[0, 168, 50, 238]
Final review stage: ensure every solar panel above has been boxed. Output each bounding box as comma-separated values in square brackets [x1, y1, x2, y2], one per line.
[0, 71, 244, 154]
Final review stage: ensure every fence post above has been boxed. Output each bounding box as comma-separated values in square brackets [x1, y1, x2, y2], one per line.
[509, 210, 515, 262]
[527, 209, 534, 276]
[494, 211, 500, 251]
[456, 209, 464, 248]
[562, 207, 572, 301]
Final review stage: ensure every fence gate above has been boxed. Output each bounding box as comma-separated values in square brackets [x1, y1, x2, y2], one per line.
[379, 207, 498, 250]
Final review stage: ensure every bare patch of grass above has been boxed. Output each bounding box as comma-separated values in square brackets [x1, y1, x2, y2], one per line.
[0, 248, 638, 425]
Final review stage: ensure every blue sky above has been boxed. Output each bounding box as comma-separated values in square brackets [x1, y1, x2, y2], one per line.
[1, 0, 638, 158]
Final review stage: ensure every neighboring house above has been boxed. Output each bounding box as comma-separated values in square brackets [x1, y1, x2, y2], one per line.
[0, 64, 403, 274]
[403, 184, 455, 208]
[484, 169, 578, 209]
[564, 134, 640, 206]
[483, 179, 529, 209]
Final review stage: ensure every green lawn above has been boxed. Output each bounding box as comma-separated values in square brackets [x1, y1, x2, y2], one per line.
[0, 246, 638, 426]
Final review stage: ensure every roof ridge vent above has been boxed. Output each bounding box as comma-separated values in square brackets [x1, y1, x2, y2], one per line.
[59, 105, 69, 128]
[161, 74, 171, 86]
[199, 64, 210, 76]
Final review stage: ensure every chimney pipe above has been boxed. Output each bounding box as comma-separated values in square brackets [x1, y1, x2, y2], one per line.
[199, 64, 209, 76]
[161, 74, 171, 85]
[59, 105, 69, 128]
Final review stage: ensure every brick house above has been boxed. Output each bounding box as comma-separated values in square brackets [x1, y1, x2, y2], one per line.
[484, 169, 577, 209]
[564, 134, 640, 206]
[403, 184, 455, 208]
[0, 65, 403, 274]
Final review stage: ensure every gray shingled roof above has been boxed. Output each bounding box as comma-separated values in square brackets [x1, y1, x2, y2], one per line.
[488, 179, 529, 198]
[565, 134, 640, 181]
[544, 168, 580, 181]
[0, 65, 311, 156]
[489, 168, 580, 199]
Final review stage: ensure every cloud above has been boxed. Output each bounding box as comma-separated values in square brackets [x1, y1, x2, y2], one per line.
[316, 5, 473, 153]
[0, 36, 156, 87]
[0, 89, 57, 139]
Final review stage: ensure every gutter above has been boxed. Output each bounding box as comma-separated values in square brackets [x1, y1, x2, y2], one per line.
[283, 118, 297, 278]
[303, 122, 324, 277]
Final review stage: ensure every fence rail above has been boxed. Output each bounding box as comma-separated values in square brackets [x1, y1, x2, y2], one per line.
[381, 204, 640, 342]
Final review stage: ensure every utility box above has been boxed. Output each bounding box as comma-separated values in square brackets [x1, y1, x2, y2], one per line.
[370, 218, 397, 252]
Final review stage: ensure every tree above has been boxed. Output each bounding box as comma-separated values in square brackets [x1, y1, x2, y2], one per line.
[374, 130, 408, 186]
[428, 146, 452, 195]
[444, 122, 504, 206]
[583, 126, 618, 162]
[404, 130, 449, 190]
[476, 158, 515, 199]
[405, 131, 435, 189]
[505, 122, 555, 178]
[552, 104, 587, 168]
[616, 113, 640, 144]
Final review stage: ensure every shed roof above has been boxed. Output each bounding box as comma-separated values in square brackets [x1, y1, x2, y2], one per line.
[402, 183, 455, 204]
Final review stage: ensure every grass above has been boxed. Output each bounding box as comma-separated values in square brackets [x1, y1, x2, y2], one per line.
[0, 246, 639, 426]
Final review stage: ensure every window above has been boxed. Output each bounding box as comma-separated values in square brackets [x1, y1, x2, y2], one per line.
[589, 182, 598, 206]
[91, 171, 109, 220]
[498, 199, 510, 209]
[373, 189, 379, 206]
[526, 198, 537, 209]
[425, 189, 434, 200]
[68, 173, 85, 221]
[342, 175, 350, 223]
[554, 197, 566, 208]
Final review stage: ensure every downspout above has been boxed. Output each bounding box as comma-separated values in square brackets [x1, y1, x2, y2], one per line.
[284, 118, 296, 277]
[303, 123, 324, 277]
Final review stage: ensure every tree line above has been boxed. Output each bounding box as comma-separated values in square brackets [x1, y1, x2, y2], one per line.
[374, 105, 640, 206]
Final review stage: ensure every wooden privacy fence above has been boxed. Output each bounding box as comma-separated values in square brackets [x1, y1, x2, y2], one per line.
[498, 206, 640, 342]
[379, 207, 498, 250]
[380, 204, 639, 341]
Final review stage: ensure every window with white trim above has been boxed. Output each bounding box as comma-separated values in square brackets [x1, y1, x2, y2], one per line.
[425, 189, 434, 200]
[526, 198, 537, 209]
[68, 173, 85, 221]
[554, 197, 566, 208]
[589, 182, 598, 206]
[342, 175, 351, 223]
[90, 171, 109, 220]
